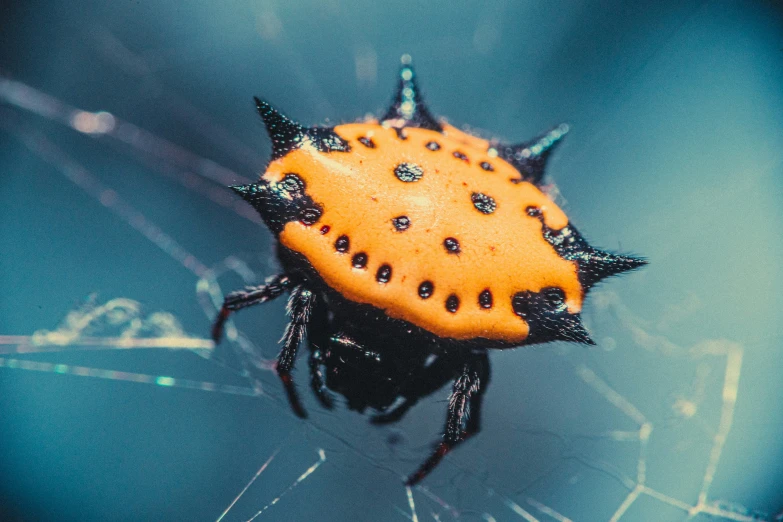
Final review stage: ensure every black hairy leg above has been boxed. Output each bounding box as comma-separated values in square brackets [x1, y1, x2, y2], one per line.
[277, 285, 317, 418]
[212, 274, 291, 343]
[405, 350, 490, 486]
[308, 346, 334, 409]
[331, 332, 382, 362]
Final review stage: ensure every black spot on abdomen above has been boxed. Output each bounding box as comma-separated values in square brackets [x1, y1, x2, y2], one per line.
[479, 289, 493, 309]
[418, 281, 434, 299]
[443, 237, 460, 254]
[358, 136, 376, 148]
[376, 264, 392, 283]
[392, 216, 411, 231]
[335, 235, 350, 253]
[471, 192, 497, 214]
[352, 252, 368, 269]
[298, 207, 321, 225]
[395, 163, 424, 182]
[445, 294, 460, 313]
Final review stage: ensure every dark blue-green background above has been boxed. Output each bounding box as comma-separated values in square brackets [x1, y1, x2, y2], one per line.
[2, 1, 783, 520]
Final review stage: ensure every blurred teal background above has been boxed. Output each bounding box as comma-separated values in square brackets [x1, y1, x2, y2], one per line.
[1, 1, 783, 520]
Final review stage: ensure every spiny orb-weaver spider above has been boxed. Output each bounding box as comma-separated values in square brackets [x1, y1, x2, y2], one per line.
[212, 56, 645, 485]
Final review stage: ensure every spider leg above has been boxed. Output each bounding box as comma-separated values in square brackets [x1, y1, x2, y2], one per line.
[330, 332, 382, 362]
[212, 274, 291, 343]
[308, 345, 334, 409]
[277, 285, 316, 419]
[405, 350, 490, 486]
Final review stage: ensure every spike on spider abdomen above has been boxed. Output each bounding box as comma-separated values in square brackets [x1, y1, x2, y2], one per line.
[511, 288, 596, 345]
[497, 123, 570, 186]
[381, 56, 442, 132]
[254, 97, 351, 159]
[254, 98, 305, 159]
[540, 221, 647, 291]
[230, 183, 262, 198]
[578, 250, 648, 290]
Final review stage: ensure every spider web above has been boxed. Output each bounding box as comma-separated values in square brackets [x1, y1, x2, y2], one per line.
[1, 2, 782, 520]
[0, 71, 774, 522]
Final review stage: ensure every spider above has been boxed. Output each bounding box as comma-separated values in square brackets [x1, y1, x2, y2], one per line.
[211, 57, 645, 485]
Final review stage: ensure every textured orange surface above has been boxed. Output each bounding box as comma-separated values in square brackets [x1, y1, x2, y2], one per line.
[265, 123, 583, 343]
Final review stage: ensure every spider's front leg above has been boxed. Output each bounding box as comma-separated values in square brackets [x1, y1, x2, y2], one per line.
[308, 345, 334, 409]
[276, 285, 317, 418]
[212, 274, 291, 343]
[405, 350, 490, 486]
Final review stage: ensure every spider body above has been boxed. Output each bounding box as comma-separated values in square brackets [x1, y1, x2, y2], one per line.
[213, 57, 645, 484]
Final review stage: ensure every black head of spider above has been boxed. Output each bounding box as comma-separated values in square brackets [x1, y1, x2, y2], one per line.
[311, 330, 416, 414]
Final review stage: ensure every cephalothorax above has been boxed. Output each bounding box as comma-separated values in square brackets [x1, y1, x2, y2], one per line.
[213, 57, 645, 485]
